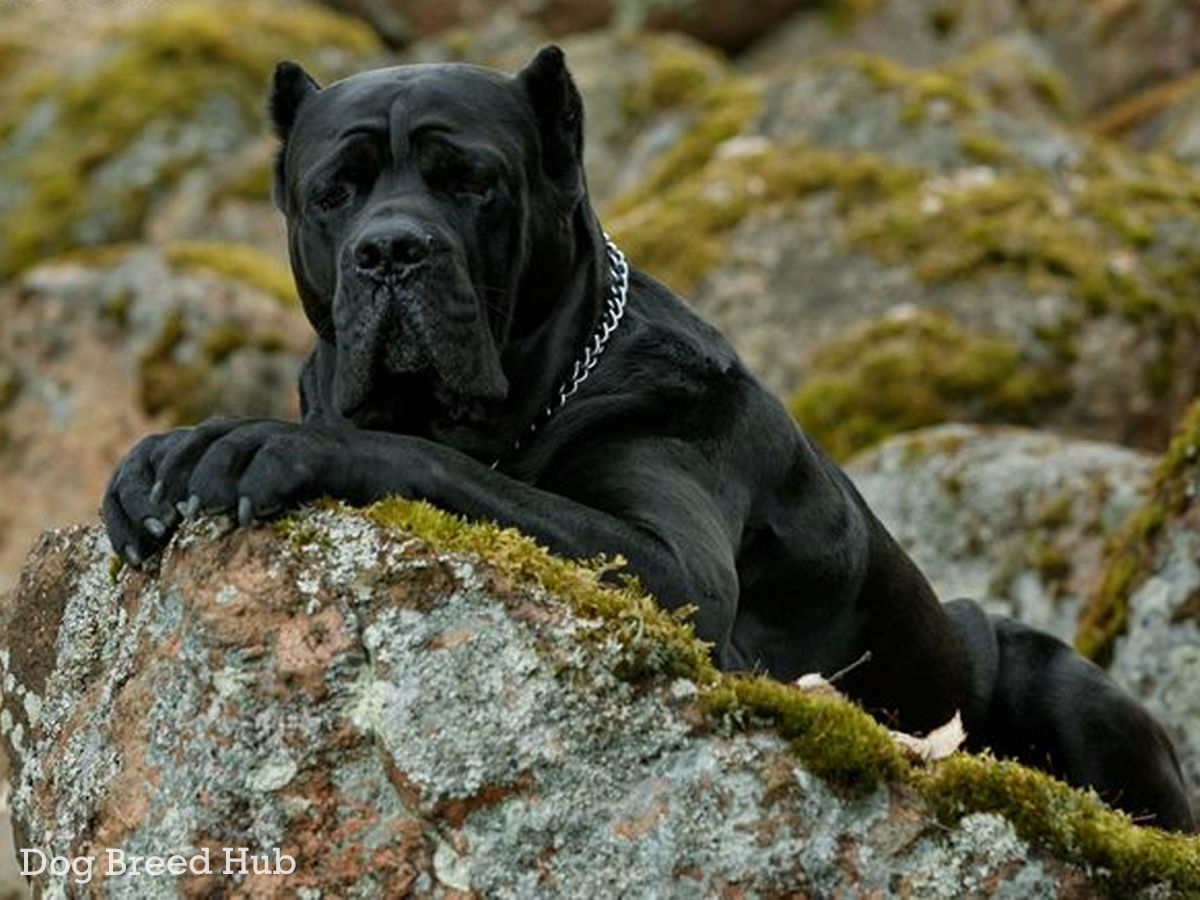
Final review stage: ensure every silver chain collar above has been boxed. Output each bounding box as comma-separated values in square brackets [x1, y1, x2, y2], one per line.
[492, 234, 629, 468]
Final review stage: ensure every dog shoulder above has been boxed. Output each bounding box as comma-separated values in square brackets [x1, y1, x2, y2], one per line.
[618, 268, 742, 384]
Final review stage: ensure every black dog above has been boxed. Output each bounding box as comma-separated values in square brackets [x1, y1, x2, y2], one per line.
[103, 48, 1195, 831]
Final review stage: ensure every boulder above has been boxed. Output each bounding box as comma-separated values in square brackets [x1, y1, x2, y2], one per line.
[4, 502, 1198, 895]
[607, 50, 1200, 457]
[847, 424, 1153, 641]
[0, 245, 309, 596]
[1078, 398, 1200, 798]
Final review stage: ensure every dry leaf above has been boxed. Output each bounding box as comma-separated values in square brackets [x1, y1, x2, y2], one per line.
[791, 651, 874, 699]
[888, 711, 966, 764]
[792, 672, 843, 699]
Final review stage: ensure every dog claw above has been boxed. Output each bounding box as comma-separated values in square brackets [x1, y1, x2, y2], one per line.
[124, 544, 143, 567]
[149, 480, 164, 505]
[144, 517, 167, 539]
[179, 494, 201, 520]
[238, 496, 253, 527]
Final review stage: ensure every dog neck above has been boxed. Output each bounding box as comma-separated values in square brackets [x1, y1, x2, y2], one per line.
[491, 233, 627, 468]
[488, 214, 614, 461]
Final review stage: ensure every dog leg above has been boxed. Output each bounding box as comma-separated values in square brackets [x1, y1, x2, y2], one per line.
[948, 603, 1195, 832]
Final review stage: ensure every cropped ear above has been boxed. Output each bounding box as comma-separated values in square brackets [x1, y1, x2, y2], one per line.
[269, 60, 320, 142]
[270, 61, 320, 211]
[517, 46, 585, 193]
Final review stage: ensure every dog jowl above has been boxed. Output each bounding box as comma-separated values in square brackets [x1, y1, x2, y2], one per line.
[102, 48, 1196, 832]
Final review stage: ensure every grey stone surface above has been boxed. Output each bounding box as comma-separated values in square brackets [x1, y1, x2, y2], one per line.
[848, 423, 1153, 639]
[0, 507, 1122, 896]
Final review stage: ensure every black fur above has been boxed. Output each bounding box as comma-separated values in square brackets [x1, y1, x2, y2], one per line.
[104, 48, 1196, 832]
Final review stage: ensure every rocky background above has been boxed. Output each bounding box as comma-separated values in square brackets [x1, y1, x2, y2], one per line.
[2, 0, 1200, 894]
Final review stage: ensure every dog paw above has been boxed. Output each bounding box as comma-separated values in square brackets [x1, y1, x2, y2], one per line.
[102, 418, 299, 565]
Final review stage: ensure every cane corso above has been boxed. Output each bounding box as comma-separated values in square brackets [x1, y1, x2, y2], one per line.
[103, 47, 1195, 831]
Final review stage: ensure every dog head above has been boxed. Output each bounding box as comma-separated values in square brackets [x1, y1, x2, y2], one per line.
[269, 48, 591, 432]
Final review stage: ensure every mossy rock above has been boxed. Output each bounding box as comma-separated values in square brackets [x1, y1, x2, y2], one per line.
[140, 244, 306, 424]
[358, 498, 1200, 892]
[608, 50, 1200, 451]
[789, 311, 1069, 460]
[847, 423, 1152, 642]
[0, 0, 380, 277]
[9, 244, 308, 427]
[1078, 395, 1200, 797]
[1078, 396, 1200, 665]
[543, 31, 758, 208]
[16, 500, 1200, 892]
[608, 136, 914, 297]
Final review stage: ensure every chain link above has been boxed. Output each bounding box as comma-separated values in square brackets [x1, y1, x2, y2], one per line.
[492, 235, 629, 467]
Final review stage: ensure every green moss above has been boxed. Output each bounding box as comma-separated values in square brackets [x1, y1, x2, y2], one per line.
[1077, 397, 1200, 662]
[0, 0, 378, 276]
[108, 553, 127, 584]
[789, 312, 1070, 460]
[922, 755, 1200, 893]
[928, 1, 962, 38]
[1035, 493, 1075, 531]
[164, 241, 298, 308]
[620, 37, 727, 124]
[0, 27, 37, 89]
[850, 173, 1086, 284]
[100, 289, 134, 329]
[1030, 540, 1072, 589]
[274, 514, 334, 552]
[47, 243, 139, 270]
[364, 498, 902, 788]
[836, 52, 981, 126]
[844, 146, 1200, 351]
[701, 675, 908, 789]
[956, 127, 1023, 166]
[608, 138, 918, 294]
[819, 0, 883, 32]
[216, 156, 275, 204]
[610, 52, 1200, 409]
[365, 498, 717, 684]
[941, 38, 1077, 122]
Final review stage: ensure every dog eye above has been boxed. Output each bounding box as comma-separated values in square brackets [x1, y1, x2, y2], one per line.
[431, 163, 494, 200]
[313, 183, 353, 212]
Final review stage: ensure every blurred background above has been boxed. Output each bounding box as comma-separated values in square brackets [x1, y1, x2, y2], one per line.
[3, 0, 1200, 893]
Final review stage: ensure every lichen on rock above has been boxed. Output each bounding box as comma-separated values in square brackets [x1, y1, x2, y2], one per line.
[1079, 398, 1200, 665]
[3, 502, 1199, 895]
[847, 423, 1153, 640]
[1068, 397, 1200, 802]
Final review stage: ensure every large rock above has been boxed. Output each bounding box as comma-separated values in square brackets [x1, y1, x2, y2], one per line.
[1078, 398, 1200, 798]
[847, 424, 1153, 641]
[0, 245, 309, 596]
[607, 50, 1200, 457]
[4, 503, 1197, 896]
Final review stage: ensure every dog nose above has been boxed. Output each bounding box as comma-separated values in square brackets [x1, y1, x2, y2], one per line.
[353, 223, 432, 279]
